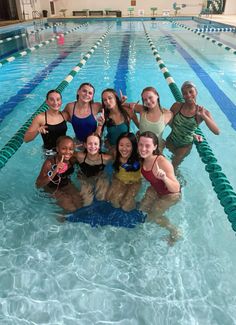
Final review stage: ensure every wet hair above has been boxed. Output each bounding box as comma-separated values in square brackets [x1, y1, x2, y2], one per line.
[181, 81, 197, 94]
[56, 135, 74, 147]
[84, 132, 102, 153]
[138, 131, 161, 156]
[101, 88, 129, 127]
[76, 82, 95, 102]
[141, 87, 162, 112]
[113, 132, 139, 171]
[46, 89, 62, 100]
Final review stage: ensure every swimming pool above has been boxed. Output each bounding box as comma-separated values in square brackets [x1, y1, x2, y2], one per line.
[0, 17, 236, 324]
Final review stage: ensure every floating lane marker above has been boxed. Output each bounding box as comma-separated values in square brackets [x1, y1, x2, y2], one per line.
[0, 24, 113, 170]
[172, 21, 236, 55]
[0, 23, 63, 44]
[194, 27, 235, 33]
[142, 22, 236, 233]
[0, 23, 88, 68]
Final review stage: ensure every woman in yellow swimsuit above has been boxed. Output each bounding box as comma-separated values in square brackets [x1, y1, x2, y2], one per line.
[106, 132, 141, 211]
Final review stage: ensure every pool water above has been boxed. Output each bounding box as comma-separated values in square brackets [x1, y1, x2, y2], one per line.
[0, 18, 236, 324]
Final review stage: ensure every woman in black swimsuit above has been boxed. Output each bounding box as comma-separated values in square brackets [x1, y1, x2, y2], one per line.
[24, 90, 68, 154]
[74, 133, 113, 206]
[36, 136, 83, 212]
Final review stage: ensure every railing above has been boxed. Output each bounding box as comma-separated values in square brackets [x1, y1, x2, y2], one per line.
[32, 10, 44, 27]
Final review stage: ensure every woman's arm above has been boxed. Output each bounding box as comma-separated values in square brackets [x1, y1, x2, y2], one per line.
[197, 106, 220, 135]
[163, 109, 173, 125]
[103, 153, 114, 164]
[36, 160, 53, 188]
[62, 102, 73, 121]
[154, 156, 180, 193]
[123, 102, 144, 114]
[24, 114, 46, 143]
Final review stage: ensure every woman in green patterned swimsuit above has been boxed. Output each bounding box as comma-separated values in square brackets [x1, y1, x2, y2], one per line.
[166, 81, 220, 169]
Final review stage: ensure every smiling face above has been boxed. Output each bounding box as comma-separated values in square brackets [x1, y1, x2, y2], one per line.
[77, 85, 94, 103]
[138, 136, 157, 159]
[102, 91, 117, 110]
[182, 86, 197, 104]
[46, 91, 62, 111]
[142, 90, 159, 110]
[118, 137, 133, 160]
[57, 138, 74, 162]
[85, 135, 100, 155]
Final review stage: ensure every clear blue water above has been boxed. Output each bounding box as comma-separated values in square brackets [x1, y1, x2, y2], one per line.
[0, 18, 236, 324]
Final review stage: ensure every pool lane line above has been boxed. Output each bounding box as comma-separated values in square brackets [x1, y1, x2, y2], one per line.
[113, 33, 131, 95]
[0, 24, 113, 170]
[0, 38, 83, 123]
[142, 23, 236, 232]
[0, 23, 63, 44]
[159, 29, 236, 131]
[0, 22, 88, 68]
[172, 21, 236, 55]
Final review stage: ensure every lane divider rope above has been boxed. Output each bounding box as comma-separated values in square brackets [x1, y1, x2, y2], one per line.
[195, 27, 235, 33]
[0, 24, 113, 170]
[172, 21, 236, 55]
[0, 22, 63, 44]
[0, 23, 88, 68]
[142, 22, 236, 232]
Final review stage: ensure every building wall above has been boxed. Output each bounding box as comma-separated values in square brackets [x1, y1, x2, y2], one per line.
[16, 0, 42, 20]
[224, 0, 236, 14]
[39, 0, 203, 17]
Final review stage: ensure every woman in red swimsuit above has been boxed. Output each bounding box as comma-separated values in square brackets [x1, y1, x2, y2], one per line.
[138, 131, 181, 245]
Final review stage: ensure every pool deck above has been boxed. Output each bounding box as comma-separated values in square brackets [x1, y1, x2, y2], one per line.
[207, 14, 236, 27]
[0, 14, 236, 28]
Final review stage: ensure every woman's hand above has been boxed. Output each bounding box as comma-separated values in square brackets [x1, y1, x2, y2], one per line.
[119, 89, 127, 103]
[56, 155, 68, 174]
[38, 125, 48, 134]
[193, 133, 203, 142]
[153, 161, 166, 181]
[97, 109, 105, 126]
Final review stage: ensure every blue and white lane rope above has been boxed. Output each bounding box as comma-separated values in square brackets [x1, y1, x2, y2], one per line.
[0, 23, 88, 68]
[142, 22, 236, 232]
[172, 21, 236, 55]
[195, 27, 235, 33]
[0, 23, 63, 44]
[0, 24, 113, 170]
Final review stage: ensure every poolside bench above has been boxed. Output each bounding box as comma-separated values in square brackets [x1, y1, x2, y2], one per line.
[89, 10, 104, 16]
[105, 10, 122, 17]
[72, 10, 88, 17]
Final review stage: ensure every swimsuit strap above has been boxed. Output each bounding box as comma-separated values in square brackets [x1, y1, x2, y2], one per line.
[179, 102, 198, 121]
[175, 103, 185, 116]
[83, 152, 88, 163]
[45, 111, 48, 124]
[101, 153, 104, 164]
[59, 111, 65, 121]
[72, 101, 77, 115]
[151, 156, 159, 171]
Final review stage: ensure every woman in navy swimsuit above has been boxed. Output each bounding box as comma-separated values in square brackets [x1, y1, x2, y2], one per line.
[63, 83, 103, 147]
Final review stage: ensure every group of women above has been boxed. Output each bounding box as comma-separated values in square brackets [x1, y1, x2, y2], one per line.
[24, 81, 220, 244]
